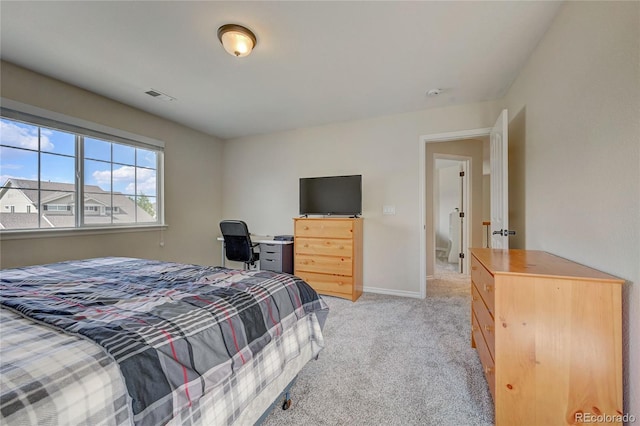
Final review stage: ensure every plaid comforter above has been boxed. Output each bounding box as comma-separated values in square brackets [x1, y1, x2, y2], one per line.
[0, 257, 329, 425]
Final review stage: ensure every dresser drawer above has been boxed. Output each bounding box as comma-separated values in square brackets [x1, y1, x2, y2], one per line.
[295, 271, 353, 296]
[295, 237, 352, 257]
[295, 219, 353, 239]
[471, 256, 495, 316]
[472, 311, 496, 401]
[472, 283, 495, 361]
[295, 254, 352, 276]
[260, 243, 282, 262]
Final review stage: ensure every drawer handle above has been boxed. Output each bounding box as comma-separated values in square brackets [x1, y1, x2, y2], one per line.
[338, 245, 344, 249]
[472, 325, 478, 332]
[304, 226, 309, 230]
[484, 284, 493, 292]
[484, 324, 493, 333]
[304, 244, 309, 248]
[484, 365, 494, 375]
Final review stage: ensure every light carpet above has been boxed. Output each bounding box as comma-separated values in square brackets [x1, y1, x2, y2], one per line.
[262, 272, 494, 425]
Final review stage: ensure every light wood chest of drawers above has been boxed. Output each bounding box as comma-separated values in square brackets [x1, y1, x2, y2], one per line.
[470, 248, 623, 425]
[293, 217, 363, 301]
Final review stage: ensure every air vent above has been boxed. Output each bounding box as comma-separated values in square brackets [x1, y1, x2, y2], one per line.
[144, 89, 176, 102]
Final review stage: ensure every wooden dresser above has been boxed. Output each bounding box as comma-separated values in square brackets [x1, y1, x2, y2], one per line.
[470, 248, 623, 425]
[293, 217, 363, 301]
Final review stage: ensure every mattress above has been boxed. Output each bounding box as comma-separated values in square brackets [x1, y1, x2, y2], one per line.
[0, 257, 328, 425]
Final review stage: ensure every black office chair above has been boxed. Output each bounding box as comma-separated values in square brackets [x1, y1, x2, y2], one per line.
[219, 220, 259, 270]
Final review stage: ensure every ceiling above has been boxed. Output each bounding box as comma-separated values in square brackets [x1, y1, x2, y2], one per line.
[0, 1, 563, 140]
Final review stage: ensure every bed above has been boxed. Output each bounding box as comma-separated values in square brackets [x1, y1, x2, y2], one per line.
[0, 257, 329, 425]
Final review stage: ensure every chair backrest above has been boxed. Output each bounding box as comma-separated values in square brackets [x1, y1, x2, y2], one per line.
[220, 220, 255, 263]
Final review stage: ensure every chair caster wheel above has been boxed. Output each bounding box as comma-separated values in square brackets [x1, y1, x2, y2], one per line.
[282, 399, 292, 410]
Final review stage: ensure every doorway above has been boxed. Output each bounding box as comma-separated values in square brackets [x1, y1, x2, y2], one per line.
[418, 127, 492, 299]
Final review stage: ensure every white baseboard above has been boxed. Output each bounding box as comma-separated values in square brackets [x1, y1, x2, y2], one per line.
[362, 286, 423, 299]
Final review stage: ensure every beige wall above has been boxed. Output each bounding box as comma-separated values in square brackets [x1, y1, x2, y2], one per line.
[222, 102, 500, 296]
[503, 1, 640, 416]
[426, 140, 484, 275]
[0, 61, 225, 267]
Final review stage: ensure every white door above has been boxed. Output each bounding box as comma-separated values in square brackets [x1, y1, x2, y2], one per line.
[490, 109, 512, 249]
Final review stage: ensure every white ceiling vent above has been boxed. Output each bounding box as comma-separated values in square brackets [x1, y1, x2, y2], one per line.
[144, 89, 176, 102]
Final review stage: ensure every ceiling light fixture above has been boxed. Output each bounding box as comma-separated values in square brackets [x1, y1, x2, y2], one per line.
[217, 24, 257, 58]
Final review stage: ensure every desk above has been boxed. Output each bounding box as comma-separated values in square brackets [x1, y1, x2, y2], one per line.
[217, 236, 294, 273]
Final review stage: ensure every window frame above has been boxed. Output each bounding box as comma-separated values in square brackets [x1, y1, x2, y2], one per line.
[0, 98, 166, 237]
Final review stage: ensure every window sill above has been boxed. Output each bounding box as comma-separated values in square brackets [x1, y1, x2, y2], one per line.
[0, 224, 168, 240]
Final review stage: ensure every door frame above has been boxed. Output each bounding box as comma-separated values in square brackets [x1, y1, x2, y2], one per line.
[419, 127, 491, 299]
[433, 154, 471, 275]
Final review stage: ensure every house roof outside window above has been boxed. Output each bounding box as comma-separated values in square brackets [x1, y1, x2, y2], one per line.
[0, 179, 155, 229]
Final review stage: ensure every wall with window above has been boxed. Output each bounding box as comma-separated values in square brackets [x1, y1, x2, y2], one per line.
[0, 61, 224, 267]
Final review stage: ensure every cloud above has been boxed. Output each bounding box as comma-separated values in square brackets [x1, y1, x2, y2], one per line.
[0, 164, 24, 170]
[0, 120, 54, 151]
[92, 165, 156, 195]
[127, 167, 156, 195]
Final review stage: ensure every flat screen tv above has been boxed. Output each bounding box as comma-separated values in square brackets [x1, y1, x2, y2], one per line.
[299, 175, 362, 216]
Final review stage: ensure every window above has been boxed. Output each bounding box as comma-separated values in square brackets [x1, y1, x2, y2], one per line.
[0, 107, 164, 232]
[43, 204, 73, 212]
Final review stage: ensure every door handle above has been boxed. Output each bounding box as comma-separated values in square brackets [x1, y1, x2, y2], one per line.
[492, 229, 516, 236]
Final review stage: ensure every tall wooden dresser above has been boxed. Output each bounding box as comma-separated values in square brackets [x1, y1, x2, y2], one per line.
[470, 248, 623, 425]
[293, 217, 363, 301]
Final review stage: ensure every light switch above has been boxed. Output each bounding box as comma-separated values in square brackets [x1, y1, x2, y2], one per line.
[383, 205, 396, 215]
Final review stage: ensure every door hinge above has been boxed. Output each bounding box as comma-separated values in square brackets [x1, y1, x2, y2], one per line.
[459, 212, 465, 218]
[459, 171, 465, 177]
[459, 252, 465, 259]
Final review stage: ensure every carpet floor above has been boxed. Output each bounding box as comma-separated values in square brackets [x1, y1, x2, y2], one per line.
[262, 271, 494, 425]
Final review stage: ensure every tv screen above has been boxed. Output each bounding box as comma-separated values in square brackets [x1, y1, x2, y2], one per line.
[299, 175, 362, 216]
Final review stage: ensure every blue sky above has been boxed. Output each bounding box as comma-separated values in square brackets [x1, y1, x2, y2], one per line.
[1, 118, 157, 195]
